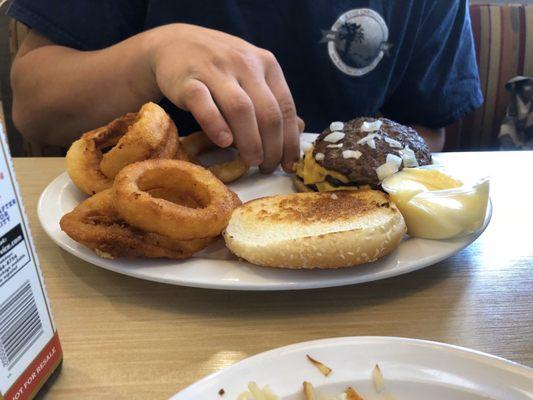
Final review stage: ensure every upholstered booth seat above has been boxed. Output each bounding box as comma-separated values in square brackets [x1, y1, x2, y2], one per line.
[445, 4, 533, 150]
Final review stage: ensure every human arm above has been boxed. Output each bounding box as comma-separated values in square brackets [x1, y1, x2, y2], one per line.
[11, 24, 300, 172]
[11, 30, 159, 146]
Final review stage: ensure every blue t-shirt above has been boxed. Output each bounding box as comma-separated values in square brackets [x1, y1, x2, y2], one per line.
[7, 0, 483, 135]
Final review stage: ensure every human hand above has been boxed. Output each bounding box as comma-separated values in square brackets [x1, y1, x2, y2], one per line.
[149, 24, 300, 172]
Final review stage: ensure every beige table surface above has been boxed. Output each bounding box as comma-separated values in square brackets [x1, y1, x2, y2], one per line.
[13, 152, 533, 399]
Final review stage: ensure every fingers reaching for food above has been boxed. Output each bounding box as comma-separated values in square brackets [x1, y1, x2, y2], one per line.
[151, 24, 299, 172]
[297, 117, 306, 134]
[264, 61, 301, 172]
[181, 131, 249, 183]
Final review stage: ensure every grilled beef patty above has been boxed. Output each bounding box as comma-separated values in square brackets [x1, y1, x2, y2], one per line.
[313, 118, 432, 187]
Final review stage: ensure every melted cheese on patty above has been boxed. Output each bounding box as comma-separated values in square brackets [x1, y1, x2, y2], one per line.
[295, 148, 357, 191]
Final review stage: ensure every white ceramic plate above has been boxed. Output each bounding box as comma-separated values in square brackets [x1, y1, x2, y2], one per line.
[38, 135, 491, 290]
[173, 337, 533, 400]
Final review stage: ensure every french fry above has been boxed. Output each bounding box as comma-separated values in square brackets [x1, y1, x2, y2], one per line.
[306, 354, 332, 376]
[372, 364, 385, 393]
[303, 381, 316, 400]
[237, 382, 279, 400]
[345, 387, 364, 400]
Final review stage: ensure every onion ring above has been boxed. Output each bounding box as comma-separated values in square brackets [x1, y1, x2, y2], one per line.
[174, 138, 190, 162]
[112, 159, 241, 240]
[66, 102, 180, 195]
[66, 114, 135, 195]
[181, 131, 249, 183]
[100, 102, 180, 178]
[59, 189, 213, 259]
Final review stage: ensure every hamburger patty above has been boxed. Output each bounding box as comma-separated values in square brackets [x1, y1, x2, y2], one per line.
[313, 118, 432, 186]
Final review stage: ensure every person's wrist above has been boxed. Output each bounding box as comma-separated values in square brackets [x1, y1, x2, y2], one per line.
[143, 23, 186, 77]
[136, 26, 179, 102]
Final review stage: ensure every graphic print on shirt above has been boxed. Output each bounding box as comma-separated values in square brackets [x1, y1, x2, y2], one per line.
[320, 8, 392, 77]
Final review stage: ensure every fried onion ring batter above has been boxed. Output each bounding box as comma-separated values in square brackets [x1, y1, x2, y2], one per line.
[66, 114, 135, 195]
[181, 131, 249, 183]
[112, 159, 241, 240]
[66, 102, 180, 195]
[100, 102, 180, 178]
[60, 190, 214, 259]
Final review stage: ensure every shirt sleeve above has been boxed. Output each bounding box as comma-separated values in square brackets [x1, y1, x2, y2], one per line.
[381, 0, 483, 128]
[6, 0, 147, 50]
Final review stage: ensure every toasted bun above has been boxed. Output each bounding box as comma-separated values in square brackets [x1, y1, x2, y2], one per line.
[223, 190, 406, 269]
[292, 175, 315, 192]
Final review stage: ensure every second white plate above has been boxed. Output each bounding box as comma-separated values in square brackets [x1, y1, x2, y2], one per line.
[172, 336, 532, 399]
